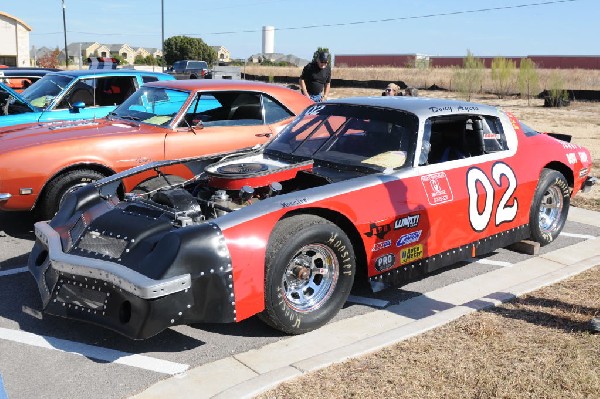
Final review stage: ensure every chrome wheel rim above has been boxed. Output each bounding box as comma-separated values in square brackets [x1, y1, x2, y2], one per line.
[281, 243, 339, 313]
[538, 184, 564, 234]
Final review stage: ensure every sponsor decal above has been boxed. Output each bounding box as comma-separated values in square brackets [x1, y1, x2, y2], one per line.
[579, 167, 589, 178]
[394, 214, 420, 230]
[421, 172, 453, 205]
[364, 222, 391, 239]
[400, 244, 423, 264]
[561, 142, 579, 150]
[372, 240, 392, 252]
[374, 253, 396, 272]
[566, 153, 577, 165]
[281, 198, 308, 208]
[365, 213, 422, 239]
[396, 230, 422, 247]
[578, 151, 589, 163]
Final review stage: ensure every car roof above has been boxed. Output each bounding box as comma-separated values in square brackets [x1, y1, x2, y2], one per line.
[143, 79, 294, 92]
[328, 96, 501, 119]
[47, 69, 171, 78]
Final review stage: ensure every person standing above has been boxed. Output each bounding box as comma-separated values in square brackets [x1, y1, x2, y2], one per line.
[300, 51, 331, 102]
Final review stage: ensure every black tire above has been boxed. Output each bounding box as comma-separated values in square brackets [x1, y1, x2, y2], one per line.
[36, 169, 104, 220]
[259, 215, 355, 334]
[529, 168, 570, 246]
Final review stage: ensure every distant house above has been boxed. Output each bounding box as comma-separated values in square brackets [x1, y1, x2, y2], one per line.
[248, 53, 310, 67]
[109, 43, 135, 65]
[64, 42, 111, 67]
[0, 11, 31, 66]
[135, 47, 151, 59]
[211, 46, 230, 63]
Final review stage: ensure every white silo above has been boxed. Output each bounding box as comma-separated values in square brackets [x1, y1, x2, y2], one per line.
[262, 26, 275, 54]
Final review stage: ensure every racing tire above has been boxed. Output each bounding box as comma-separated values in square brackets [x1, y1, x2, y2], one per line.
[36, 169, 105, 221]
[529, 168, 570, 246]
[259, 215, 355, 334]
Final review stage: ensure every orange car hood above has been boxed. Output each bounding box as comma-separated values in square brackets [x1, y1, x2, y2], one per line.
[0, 119, 143, 152]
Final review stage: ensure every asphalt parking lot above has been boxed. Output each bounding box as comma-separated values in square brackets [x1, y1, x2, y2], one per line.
[0, 208, 599, 399]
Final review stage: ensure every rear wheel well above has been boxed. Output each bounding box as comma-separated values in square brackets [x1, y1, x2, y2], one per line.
[277, 208, 369, 289]
[543, 161, 574, 189]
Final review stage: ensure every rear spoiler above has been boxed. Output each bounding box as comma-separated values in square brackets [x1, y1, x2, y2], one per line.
[546, 132, 572, 143]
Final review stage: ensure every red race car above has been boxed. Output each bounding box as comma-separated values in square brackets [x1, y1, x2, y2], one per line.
[29, 96, 596, 339]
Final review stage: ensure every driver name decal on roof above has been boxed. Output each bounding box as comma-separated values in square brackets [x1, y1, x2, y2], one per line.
[421, 172, 454, 205]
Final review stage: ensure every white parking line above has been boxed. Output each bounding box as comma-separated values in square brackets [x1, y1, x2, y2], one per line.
[472, 258, 513, 267]
[346, 295, 390, 308]
[560, 232, 596, 240]
[0, 267, 28, 277]
[0, 327, 189, 375]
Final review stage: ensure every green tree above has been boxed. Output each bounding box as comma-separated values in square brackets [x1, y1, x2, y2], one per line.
[518, 58, 539, 105]
[546, 71, 569, 107]
[134, 54, 146, 65]
[163, 35, 217, 66]
[312, 47, 331, 62]
[491, 57, 516, 99]
[453, 50, 484, 101]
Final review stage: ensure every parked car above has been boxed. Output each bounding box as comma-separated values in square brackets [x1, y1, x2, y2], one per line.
[0, 69, 174, 127]
[28, 96, 596, 339]
[0, 79, 312, 219]
[0, 67, 61, 92]
[167, 60, 211, 79]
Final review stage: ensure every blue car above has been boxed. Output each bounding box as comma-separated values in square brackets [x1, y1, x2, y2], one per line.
[0, 69, 174, 127]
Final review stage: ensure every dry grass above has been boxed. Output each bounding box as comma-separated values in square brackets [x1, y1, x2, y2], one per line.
[244, 65, 600, 91]
[257, 266, 600, 399]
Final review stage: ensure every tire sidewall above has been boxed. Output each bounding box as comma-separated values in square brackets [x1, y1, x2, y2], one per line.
[263, 218, 355, 334]
[529, 169, 570, 245]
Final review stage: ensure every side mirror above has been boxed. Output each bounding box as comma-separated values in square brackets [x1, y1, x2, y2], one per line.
[71, 101, 86, 113]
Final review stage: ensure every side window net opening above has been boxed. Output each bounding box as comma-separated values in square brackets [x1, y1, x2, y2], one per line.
[424, 114, 507, 165]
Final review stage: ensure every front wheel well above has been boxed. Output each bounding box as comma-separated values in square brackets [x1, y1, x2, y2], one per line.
[277, 208, 369, 288]
[35, 163, 117, 209]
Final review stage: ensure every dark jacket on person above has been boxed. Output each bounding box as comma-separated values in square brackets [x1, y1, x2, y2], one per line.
[300, 61, 331, 96]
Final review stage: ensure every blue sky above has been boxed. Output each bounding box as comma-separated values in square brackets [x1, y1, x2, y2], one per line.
[3, 0, 598, 60]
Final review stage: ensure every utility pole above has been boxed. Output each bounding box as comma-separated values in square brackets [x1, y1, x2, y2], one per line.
[62, 0, 69, 68]
[161, 0, 164, 72]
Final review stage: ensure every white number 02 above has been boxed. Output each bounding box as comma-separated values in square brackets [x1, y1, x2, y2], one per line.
[467, 162, 518, 232]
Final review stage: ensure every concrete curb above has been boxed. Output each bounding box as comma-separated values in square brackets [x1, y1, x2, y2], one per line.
[131, 208, 600, 399]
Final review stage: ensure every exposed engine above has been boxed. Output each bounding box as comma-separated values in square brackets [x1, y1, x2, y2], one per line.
[123, 155, 327, 228]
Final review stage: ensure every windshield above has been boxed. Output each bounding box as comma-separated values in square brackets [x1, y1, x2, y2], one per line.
[110, 86, 191, 126]
[266, 103, 419, 170]
[0, 85, 34, 115]
[20, 74, 73, 108]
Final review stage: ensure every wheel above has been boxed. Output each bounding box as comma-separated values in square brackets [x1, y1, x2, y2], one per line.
[529, 168, 570, 246]
[259, 215, 355, 334]
[36, 169, 104, 220]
